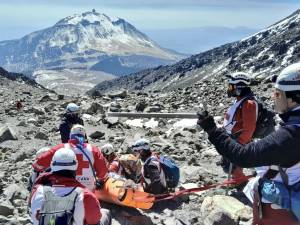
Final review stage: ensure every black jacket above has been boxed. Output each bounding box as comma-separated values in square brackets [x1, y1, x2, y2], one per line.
[208, 109, 300, 168]
[59, 113, 84, 143]
[143, 156, 167, 194]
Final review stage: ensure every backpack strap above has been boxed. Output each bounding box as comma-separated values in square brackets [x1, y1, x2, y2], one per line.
[76, 144, 98, 182]
[231, 95, 258, 135]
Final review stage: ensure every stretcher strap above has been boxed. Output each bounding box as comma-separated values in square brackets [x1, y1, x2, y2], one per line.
[154, 175, 253, 202]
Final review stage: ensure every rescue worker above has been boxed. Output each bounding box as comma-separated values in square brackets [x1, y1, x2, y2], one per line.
[32, 124, 108, 191]
[101, 144, 121, 174]
[197, 62, 300, 224]
[132, 139, 167, 194]
[30, 148, 111, 225]
[221, 72, 257, 180]
[102, 144, 142, 183]
[59, 103, 84, 143]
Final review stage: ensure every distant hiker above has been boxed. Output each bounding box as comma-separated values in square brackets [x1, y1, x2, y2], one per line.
[102, 144, 142, 183]
[16, 100, 22, 110]
[197, 63, 300, 224]
[30, 148, 111, 225]
[220, 72, 258, 180]
[32, 125, 108, 191]
[59, 103, 84, 143]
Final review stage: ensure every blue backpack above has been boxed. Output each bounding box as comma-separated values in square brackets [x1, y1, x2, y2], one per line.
[159, 156, 180, 188]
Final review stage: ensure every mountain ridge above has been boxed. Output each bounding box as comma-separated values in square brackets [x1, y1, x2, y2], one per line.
[88, 9, 300, 95]
[0, 10, 184, 76]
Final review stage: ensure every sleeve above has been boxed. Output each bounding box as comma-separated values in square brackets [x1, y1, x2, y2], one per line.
[238, 100, 257, 144]
[82, 189, 101, 224]
[92, 146, 108, 181]
[143, 163, 167, 194]
[208, 126, 300, 168]
[32, 144, 64, 172]
[30, 185, 44, 224]
[59, 121, 70, 143]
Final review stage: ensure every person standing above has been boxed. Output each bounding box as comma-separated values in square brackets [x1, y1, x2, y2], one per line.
[59, 103, 84, 143]
[221, 72, 258, 180]
[197, 63, 300, 224]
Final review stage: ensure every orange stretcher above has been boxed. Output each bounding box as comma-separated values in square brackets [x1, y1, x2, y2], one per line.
[95, 177, 155, 209]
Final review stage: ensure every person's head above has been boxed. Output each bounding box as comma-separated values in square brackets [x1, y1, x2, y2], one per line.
[226, 72, 252, 97]
[132, 138, 151, 162]
[69, 124, 86, 145]
[273, 63, 300, 114]
[66, 103, 80, 119]
[51, 148, 78, 178]
[101, 144, 115, 162]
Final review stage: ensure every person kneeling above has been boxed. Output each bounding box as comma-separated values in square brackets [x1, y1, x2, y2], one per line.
[30, 148, 111, 225]
[132, 139, 168, 194]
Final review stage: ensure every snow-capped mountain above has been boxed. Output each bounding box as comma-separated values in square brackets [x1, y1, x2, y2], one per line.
[0, 10, 184, 77]
[89, 9, 300, 94]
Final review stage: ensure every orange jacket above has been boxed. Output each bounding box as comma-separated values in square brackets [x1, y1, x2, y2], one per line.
[225, 98, 257, 144]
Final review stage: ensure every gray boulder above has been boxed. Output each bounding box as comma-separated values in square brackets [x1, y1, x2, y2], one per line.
[26, 106, 45, 115]
[89, 131, 105, 139]
[108, 90, 127, 99]
[34, 132, 49, 140]
[83, 102, 105, 115]
[0, 202, 14, 217]
[145, 106, 162, 113]
[0, 125, 17, 143]
[103, 117, 119, 126]
[201, 195, 252, 225]
[4, 184, 28, 202]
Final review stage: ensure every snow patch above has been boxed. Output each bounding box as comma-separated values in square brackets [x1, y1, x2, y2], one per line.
[124, 118, 158, 128]
[281, 46, 295, 66]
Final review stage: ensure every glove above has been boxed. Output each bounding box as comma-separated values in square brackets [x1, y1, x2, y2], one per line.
[197, 111, 217, 133]
[95, 179, 104, 190]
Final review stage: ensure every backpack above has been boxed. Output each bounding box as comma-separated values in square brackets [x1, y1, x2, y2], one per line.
[159, 156, 180, 188]
[237, 96, 276, 139]
[253, 99, 276, 138]
[38, 186, 79, 225]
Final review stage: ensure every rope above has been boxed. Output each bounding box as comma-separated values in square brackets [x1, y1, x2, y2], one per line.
[153, 175, 253, 202]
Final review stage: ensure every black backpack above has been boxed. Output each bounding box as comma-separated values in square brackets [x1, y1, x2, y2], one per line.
[38, 186, 79, 225]
[237, 96, 276, 139]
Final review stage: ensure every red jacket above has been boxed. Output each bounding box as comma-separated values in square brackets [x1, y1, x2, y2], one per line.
[32, 141, 108, 191]
[224, 98, 257, 144]
[30, 173, 101, 225]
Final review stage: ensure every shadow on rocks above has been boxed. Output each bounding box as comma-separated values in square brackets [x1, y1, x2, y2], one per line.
[151, 198, 184, 212]
[101, 202, 155, 225]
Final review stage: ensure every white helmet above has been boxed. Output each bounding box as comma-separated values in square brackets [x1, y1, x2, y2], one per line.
[51, 148, 78, 172]
[70, 124, 86, 137]
[275, 62, 300, 91]
[66, 103, 80, 113]
[101, 144, 114, 155]
[227, 72, 251, 85]
[132, 138, 150, 152]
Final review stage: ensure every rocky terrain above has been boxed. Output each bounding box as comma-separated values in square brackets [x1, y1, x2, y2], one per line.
[89, 9, 300, 95]
[0, 66, 278, 225]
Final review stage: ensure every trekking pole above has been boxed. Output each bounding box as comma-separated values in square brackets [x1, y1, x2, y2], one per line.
[106, 112, 198, 119]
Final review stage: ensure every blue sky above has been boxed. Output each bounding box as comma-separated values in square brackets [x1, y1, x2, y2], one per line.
[1, 0, 300, 53]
